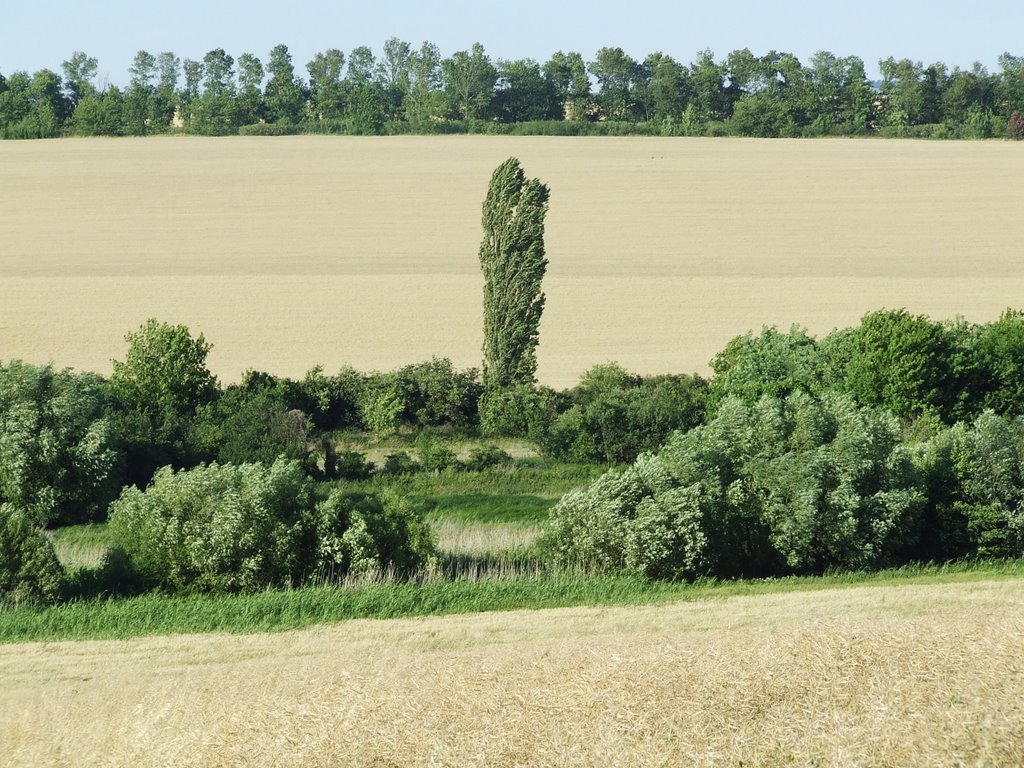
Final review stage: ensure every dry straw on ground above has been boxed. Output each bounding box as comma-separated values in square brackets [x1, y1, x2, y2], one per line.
[3, 136, 1024, 386]
[2, 579, 1022, 766]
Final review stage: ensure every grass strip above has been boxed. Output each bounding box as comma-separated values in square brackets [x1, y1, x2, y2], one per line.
[1, 558, 1021, 645]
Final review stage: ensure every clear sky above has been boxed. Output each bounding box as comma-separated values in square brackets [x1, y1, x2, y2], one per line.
[2, 0, 1022, 86]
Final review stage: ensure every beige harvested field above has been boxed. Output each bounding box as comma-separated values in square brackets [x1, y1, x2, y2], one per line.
[2, 136, 1023, 386]
[1, 579, 1022, 767]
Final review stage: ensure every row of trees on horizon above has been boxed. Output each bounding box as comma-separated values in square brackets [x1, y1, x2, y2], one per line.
[3, 41, 1024, 139]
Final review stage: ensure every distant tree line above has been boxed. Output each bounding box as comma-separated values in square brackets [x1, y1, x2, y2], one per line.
[3, 42, 1024, 139]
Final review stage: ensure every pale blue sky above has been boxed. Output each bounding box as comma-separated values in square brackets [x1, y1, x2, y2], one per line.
[2, 1, 1022, 85]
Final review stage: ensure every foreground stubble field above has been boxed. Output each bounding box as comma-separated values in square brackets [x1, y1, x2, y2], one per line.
[3, 135, 1023, 385]
[1, 579, 1022, 767]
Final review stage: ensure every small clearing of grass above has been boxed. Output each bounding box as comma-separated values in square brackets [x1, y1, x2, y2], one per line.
[430, 517, 543, 556]
[417, 493, 552, 523]
[46, 524, 111, 570]
[2, 558, 1021, 645]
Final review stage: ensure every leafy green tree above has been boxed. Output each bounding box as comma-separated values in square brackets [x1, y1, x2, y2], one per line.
[641, 52, 689, 119]
[341, 45, 386, 133]
[494, 58, 560, 122]
[949, 412, 1024, 558]
[823, 309, 961, 421]
[265, 44, 303, 123]
[189, 48, 239, 134]
[70, 87, 123, 135]
[686, 49, 727, 127]
[805, 52, 873, 134]
[61, 51, 98, 110]
[543, 50, 590, 120]
[108, 319, 219, 482]
[997, 53, 1024, 115]
[123, 50, 156, 134]
[151, 52, 180, 128]
[236, 52, 264, 124]
[0, 503, 65, 604]
[307, 49, 345, 120]
[406, 41, 442, 124]
[878, 58, 943, 129]
[589, 47, 640, 119]
[377, 37, 412, 120]
[709, 326, 823, 406]
[0, 69, 65, 138]
[346, 46, 377, 85]
[942, 65, 995, 127]
[0, 362, 122, 526]
[442, 43, 497, 122]
[479, 158, 550, 393]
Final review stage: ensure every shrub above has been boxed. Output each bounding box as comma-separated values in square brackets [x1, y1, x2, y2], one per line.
[821, 309, 964, 422]
[359, 382, 405, 436]
[379, 451, 420, 476]
[0, 503, 65, 604]
[544, 393, 925, 580]
[108, 458, 318, 593]
[479, 383, 559, 438]
[948, 411, 1024, 558]
[542, 365, 708, 463]
[316, 490, 435, 578]
[709, 326, 823, 407]
[192, 386, 312, 467]
[0, 362, 122, 526]
[1007, 111, 1024, 140]
[397, 358, 482, 429]
[973, 310, 1024, 415]
[358, 359, 481, 434]
[333, 450, 374, 481]
[238, 122, 299, 136]
[298, 366, 365, 431]
[462, 444, 514, 472]
[415, 432, 457, 473]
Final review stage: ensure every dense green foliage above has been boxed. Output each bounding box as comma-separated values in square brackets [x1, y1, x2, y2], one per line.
[0, 504, 65, 604]
[0, 362, 121, 526]
[542, 363, 708, 463]
[545, 393, 1024, 579]
[479, 157, 550, 397]
[4, 44, 1024, 139]
[8, 303, 1024, 604]
[107, 319, 219, 484]
[107, 458, 434, 593]
[544, 393, 923, 578]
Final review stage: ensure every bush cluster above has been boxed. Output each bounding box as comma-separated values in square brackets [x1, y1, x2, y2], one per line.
[543, 393, 1024, 579]
[107, 458, 434, 593]
[708, 310, 1024, 424]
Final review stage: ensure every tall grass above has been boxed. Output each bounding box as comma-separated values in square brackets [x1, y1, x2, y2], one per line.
[46, 524, 111, 570]
[3, 558, 1021, 645]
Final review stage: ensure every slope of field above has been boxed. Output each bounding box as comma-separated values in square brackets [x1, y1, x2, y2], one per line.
[1, 579, 1021, 767]
[2, 136, 1023, 386]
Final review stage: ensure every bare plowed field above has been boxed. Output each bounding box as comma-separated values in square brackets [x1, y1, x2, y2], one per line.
[2, 579, 1022, 766]
[2, 136, 1022, 385]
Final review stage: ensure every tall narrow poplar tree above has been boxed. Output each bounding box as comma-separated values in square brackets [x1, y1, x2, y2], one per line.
[479, 157, 550, 392]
